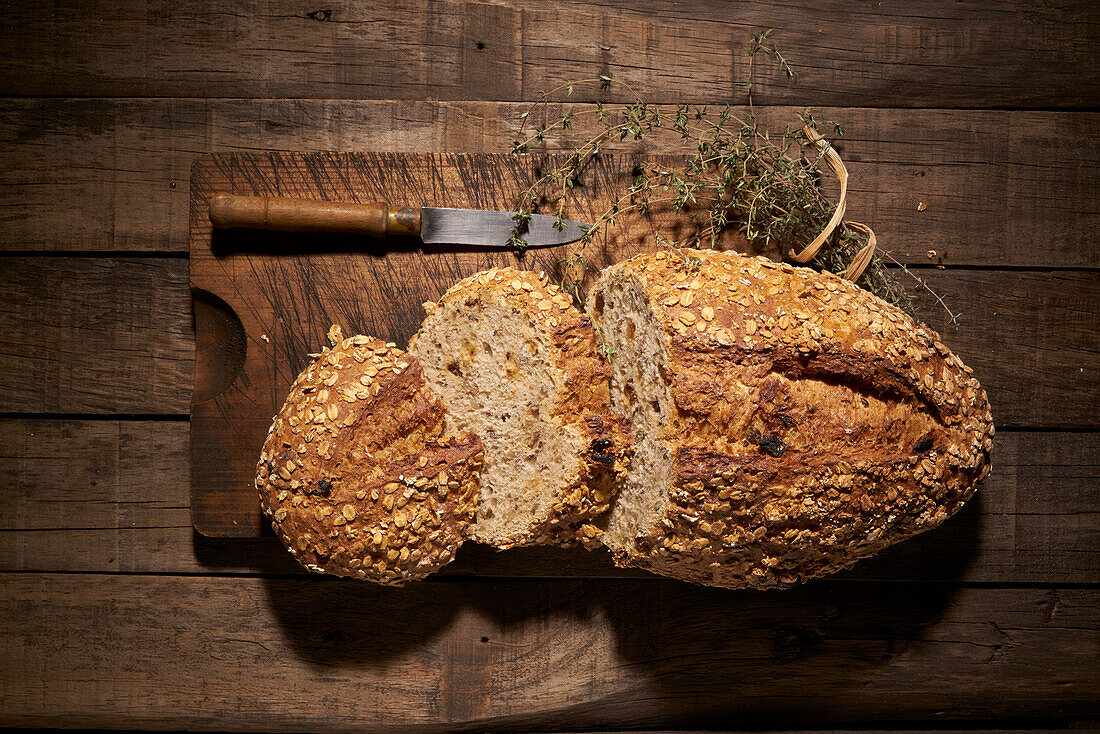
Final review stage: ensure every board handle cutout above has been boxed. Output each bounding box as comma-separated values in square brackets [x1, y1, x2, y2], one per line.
[192, 288, 248, 404]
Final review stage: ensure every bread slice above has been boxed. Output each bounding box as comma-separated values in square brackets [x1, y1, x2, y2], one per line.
[409, 267, 632, 549]
[588, 249, 993, 589]
[257, 326, 483, 585]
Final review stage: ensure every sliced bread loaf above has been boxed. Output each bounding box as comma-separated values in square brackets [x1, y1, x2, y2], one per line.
[588, 249, 994, 589]
[257, 326, 483, 584]
[409, 267, 632, 549]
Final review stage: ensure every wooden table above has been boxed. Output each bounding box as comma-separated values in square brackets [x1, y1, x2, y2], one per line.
[1, 2, 1097, 731]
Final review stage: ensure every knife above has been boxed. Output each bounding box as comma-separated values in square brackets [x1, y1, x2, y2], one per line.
[207, 195, 589, 248]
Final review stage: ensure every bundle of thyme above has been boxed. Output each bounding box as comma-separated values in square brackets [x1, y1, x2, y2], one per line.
[506, 31, 947, 319]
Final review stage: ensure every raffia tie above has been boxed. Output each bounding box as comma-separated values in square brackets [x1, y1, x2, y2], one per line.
[788, 124, 876, 283]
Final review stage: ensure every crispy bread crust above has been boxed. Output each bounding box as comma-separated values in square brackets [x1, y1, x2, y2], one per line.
[593, 249, 994, 589]
[257, 328, 482, 585]
[412, 267, 632, 549]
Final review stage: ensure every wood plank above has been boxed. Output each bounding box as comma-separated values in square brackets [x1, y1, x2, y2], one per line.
[0, 575, 1095, 730]
[0, 421, 197, 574]
[0, 257, 1094, 426]
[0, 258, 192, 414]
[0, 0, 1095, 108]
[1, 99, 1097, 268]
[2, 420, 1095, 583]
[908, 270, 1100, 430]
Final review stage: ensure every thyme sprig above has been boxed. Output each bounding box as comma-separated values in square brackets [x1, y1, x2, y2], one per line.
[507, 32, 948, 320]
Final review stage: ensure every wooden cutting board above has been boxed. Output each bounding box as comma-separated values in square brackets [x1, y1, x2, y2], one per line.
[189, 151, 740, 539]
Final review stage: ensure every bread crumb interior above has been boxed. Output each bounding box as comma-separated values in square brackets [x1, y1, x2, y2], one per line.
[412, 295, 585, 545]
[589, 274, 674, 553]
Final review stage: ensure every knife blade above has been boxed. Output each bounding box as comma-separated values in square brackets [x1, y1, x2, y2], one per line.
[208, 195, 589, 248]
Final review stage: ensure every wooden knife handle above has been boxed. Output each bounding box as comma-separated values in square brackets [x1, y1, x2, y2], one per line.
[208, 195, 421, 237]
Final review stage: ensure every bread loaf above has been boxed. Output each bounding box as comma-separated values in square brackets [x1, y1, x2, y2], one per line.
[257, 326, 483, 585]
[588, 248, 994, 589]
[409, 267, 632, 549]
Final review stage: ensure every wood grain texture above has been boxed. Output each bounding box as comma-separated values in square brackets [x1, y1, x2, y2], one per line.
[1, 99, 1097, 268]
[0, 0, 1096, 108]
[0, 420, 197, 573]
[908, 270, 1100, 430]
[2, 420, 1095, 583]
[0, 257, 192, 414]
[1, 574, 1096, 730]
